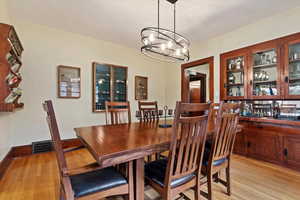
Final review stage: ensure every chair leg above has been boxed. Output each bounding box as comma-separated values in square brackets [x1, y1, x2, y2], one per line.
[195, 182, 201, 200]
[128, 161, 134, 200]
[59, 187, 65, 200]
[207, 174, 213, 200]
[226, 167, 231, 196]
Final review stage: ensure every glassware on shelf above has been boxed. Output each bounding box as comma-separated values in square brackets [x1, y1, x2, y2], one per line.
[228, 73, 235, 84]
[236, 86, 242, 96]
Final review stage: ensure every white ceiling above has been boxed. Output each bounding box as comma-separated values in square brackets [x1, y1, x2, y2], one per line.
[8, 0, 300, 49]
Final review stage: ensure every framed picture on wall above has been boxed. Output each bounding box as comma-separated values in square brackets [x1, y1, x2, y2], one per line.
[57, 65, 81, 98]
[135, 76, 148, 100]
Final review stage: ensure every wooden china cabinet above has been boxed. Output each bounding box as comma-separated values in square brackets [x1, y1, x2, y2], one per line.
[221, 32, 300, 171]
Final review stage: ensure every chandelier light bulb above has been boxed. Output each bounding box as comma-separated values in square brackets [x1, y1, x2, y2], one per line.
[167, 41, 173, 48]
[176, 49, 181, 56]
[182, 47, 187, 53]
[149, 34, 155, 42]
[161, 43, 166, 51]
[144, 39, 149, 45]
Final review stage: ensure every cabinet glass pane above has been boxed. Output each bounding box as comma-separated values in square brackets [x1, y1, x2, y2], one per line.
[113, 67, 127, 102]
[94, 64, 111, 110]
[288, 43, 300, 95]
[252, 49, 278, 96]
[226, 56, 245, 97]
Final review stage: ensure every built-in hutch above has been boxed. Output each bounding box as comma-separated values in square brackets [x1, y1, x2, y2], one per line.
[220, 32, 300, 171]
[0, 23, 24, 112]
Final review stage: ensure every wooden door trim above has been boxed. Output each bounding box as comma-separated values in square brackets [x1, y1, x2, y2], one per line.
[181, 56, 214, 102]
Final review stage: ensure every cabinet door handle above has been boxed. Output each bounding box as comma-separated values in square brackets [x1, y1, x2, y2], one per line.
[250, 80, 253, 85]
[247, 142, 251, 148]
[285, 76, 289, 83]
[224, 83, 227, 88]
[283, 148, 288, 157]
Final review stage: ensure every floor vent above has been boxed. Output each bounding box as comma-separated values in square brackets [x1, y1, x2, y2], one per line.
[32, 140, 53, 154]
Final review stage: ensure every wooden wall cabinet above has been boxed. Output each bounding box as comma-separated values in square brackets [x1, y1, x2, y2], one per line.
[220, 32, 300, 100]
[234, 121, 300, 171]
[283, 136, 300, 169]
[220, 51, 248, 100]
[92, 62, 128, 112]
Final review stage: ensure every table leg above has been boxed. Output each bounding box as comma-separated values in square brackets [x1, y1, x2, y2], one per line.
[135, 158, 144, 200]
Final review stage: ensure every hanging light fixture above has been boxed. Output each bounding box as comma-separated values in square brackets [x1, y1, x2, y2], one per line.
[141, 0, 190, 62]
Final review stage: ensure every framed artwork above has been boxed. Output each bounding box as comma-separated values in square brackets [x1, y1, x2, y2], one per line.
[135, 76, 148, 100]
[57, 65, 81, 98]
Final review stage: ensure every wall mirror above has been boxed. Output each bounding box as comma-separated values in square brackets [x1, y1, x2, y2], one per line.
[57, 65, 81, 98]
[181, 57, 214, 103]
[92, 62, 128, 112]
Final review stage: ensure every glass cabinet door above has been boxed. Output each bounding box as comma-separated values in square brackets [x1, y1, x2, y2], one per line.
[112, 67, 127, 102]
[93, 63, 128, 112]
[94, 64, 111, 111]
[251, 48, 280, 98]
[286, 41, 300, 97]
[225, 56, 246, 99]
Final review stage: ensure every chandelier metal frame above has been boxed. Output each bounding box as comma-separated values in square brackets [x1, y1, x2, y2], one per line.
[140, 0, 190, 62]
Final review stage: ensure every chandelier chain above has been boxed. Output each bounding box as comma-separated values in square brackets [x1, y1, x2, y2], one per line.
[174, 3, 176, 40]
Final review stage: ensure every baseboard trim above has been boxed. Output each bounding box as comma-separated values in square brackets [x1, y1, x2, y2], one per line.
[0, 138, 81, 179]
[10, 138, 81, 157]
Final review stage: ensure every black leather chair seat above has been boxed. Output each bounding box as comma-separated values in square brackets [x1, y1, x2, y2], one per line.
[70, 167, 127, 198]
[145, 159, 195, 188]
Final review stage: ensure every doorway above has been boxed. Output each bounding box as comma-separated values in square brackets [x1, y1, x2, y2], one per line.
[181, 57, 214, 103]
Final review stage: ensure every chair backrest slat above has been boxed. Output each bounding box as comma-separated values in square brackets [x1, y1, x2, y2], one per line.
[210, 102, 240, 163]
[138, 101, 159, 122]
[42, 100, 67, 177]
[165, 102, 211, 185]
[105, 101, 131, 125]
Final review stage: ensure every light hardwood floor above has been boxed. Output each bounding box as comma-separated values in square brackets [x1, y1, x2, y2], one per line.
[0, 149, 300, 200]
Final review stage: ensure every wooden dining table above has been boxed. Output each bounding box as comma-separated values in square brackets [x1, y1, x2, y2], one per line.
[74, 120, 241, 200]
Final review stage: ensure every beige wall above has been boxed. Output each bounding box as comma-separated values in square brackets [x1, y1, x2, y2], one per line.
[0, 0, 12, 160]
[165, 6, 300, 107]
[2, 4, 300, 159]
[7, 20, 169, 146]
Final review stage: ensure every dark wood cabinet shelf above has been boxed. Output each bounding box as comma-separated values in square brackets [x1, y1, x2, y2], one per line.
[253, 80, 276, 85]
[289, 59, 300, 64]
[289, 78, 300, 82]
[227, 83, 244, 87]
[0, 23, 24, 112]
[227, 69, 244, 73]
[252, 63, 277, 69]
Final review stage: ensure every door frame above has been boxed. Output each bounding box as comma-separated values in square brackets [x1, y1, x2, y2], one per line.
[181, 56, 214, 102]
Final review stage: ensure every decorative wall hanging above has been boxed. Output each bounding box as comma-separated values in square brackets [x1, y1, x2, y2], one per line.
[57, 66, 81, 98]
[135, 76, 148, 100]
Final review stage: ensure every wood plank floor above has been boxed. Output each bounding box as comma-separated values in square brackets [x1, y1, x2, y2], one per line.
[0, 149, 300, 200]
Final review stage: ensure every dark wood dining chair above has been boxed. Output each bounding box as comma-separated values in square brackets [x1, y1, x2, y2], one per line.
[42, 100, 134, 200]
[138, 101, 159, 122]
[138, 101, 162, 161]
[105, 101, 131, 125]
[145, 102, 211, 200]
[201, 102, 240, 200]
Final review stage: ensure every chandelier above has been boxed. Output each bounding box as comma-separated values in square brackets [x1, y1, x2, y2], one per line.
[141, 0, 190, 62]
